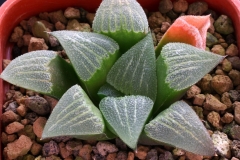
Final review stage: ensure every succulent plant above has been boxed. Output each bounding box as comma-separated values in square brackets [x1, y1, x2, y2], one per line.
[1, 0, 225, 156]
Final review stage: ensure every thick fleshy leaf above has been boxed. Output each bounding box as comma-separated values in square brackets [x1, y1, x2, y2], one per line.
[97, 83, 124, 99]
[155, 15, 210, 57]
[51, 31, 120, 102]
[0, 51, 79, 99]
[107, 33, 157, 101]
[92, 0, 148, 53]
[100, 96, 153, 149]
[154, 43, 224, 114]
[42, 85, 116, 140]
[145, 101, 215, 156]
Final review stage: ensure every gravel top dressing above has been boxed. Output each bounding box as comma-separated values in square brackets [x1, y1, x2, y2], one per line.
[1, 0, 240, 160]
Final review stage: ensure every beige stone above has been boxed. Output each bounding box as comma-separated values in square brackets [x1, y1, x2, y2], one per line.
[59, 142, 72, 158]
[4, 135, 33, 159]
[229, 69, 240, 86]
[173, 0, 188, 13]
[134, 146, 150, 160]
[207, 111, 221, 129]
[2, 110, 20, 124]
[185, 151, 203, 160]
[5, 122, 24, 134]
[64, 7, 80, 19]
[234, 102, 240, 124]
[33, 117, 47, 138]
[226, 44, 239, 56]
[127, 152, 135, 160]
[211, 75, 233, 94]
[221, 112, 234, 124]
[193, 94, 205, 106]
[79, 144, 92, 160]
[28, 37, 48, 52]
[203, 94, 227, 111]
[107, 153, 117, 160]
[31, 141, 42, 156]
[221, 92, 232, 108]
[185, 85, 201, 99]
[16, 104, 28, 117]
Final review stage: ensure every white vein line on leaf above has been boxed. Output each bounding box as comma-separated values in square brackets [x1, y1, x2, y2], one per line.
[121, 57, 134, 90]
[56, 100, 87, 120]
[168, 66, 198, 80]
[139, 59, 147, 90]
[24, 78, 50, 83]
[130, 43, 146, 91]
[58, 111, 92, 129]
[124, 99, 132, 138]
[166, 111, 206, 147]
[16, 71, 49, 76]
[75, 50, 96, 76]
[169, 59, 213, 69]
[113, 100, 124, 126]
[172, 108, 202, 135]
[70, 117, 101, 131]
[133, 98, 137, 123]
[134, 5, 145, 32]
[126, 4, 133, 31]
[74, 35, 111, 58]
[9, 64, 47, 70]
[70, 40, 99, 69]
[153, 120, 184, 139]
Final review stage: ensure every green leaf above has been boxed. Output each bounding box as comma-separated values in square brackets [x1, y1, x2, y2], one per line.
[100, 96, 153, 149]
[144, 101, 215, 156]
[92, 0, 148, 53]
[42, 84, 116, 140]
[0, 51, 79, 99]
[98, 83, 124, 99]
[154, 43, 225, 114]
[107, 33, 157, 102]
[51, 31, 120, 102]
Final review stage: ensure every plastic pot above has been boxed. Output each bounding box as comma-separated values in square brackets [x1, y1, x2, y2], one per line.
[0, 0, 240, 158]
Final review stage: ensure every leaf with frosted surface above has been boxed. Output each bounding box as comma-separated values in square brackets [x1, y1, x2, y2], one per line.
[51, 31, 120, 101]
[154, 43, 224, 114]
[100, 96, 153, 149]
[145, 101, 215, 156]
[92, 0, 148, 52]
[107, 33, 157, 102]
[42, 84, 115, 140]
[98, 83, 124, 99]
[0, 50, 79, 99]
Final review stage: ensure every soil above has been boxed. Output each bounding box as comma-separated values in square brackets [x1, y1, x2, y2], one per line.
[1, 0, 240, 160]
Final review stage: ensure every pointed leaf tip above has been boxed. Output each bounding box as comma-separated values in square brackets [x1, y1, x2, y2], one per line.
[100, 96, 154, 149]
[0, 50, 79, 99]
[154, 43, 224, 113]
[145, 101, 215, 156]
[42, 84, 115, 140]
[156, 15, 211, 57]
[51, 31, 120, 101]
[107, 33, 157, 102]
